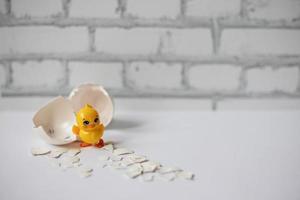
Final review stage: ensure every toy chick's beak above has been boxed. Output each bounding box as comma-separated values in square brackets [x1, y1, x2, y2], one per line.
[88, 124, 95, 128]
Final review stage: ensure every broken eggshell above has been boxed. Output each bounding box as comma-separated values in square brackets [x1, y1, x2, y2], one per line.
[68, 83, 114, 127]
[33, 96, 77, 145]
[33, 84, 114, 145]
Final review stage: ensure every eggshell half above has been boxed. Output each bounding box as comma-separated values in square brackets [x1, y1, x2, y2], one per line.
[68, 83, 114, 127]
[32, 84, 114, 145]
[32, 96, 77, 145]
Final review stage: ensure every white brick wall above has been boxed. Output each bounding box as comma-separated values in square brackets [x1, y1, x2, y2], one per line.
[11, 0, 63, 18]
[125, 0, 180, 19]
[0, 64, 6, 87]
[246, 0, 300, 21]
[188, 64, 241, 91]
[95, 28, 212, 55]
[159, 29, 213, 56]
[0, 0, 300, 109]
[69, 0, 119, 18]
[68, 62, 123, 88]
[218, 99, 300, 110]
[186, 0, 241, 18]
[95, 28, 159, 55]
[246, 66, 299, 93]
[220, 29, 300, 55]
[0, 0, 6, 14]
[127, 62, 182, 89]
[0, 27, 89, 54]
[11, 61, 65, 89]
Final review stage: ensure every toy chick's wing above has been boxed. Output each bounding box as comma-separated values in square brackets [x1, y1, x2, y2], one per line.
[96, 124, 105, 133]
[72, 125, 80, 135]
[100, 124, 105, 131]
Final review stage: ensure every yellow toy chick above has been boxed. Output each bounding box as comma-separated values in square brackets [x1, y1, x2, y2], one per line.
[72, 104, 105, 148]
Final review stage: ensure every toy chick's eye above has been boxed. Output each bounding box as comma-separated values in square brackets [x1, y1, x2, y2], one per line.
[83, 120, 89, 125]
[94, 118, 99, 123]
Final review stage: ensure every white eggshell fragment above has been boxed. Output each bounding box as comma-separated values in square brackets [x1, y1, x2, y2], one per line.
[98, 163, 108, 168]
[79, 172, 92, 178]
[61, 162, 74, 170]
[102, 144, 114, 152]
[113, 148, 134, 156]
[47, 148, 67, 158]
[141, 173, 155, 182]
[49, 160, 61, 168]
[62, 156, 80, 166]
[98, 155, 110, 162]
[125, 164, 143, 179]
[80, 166, 93, 173]
[159, 173, 176, 182]
[110, 155, 122, 161]
[67, 149, 81, 157]
[31, 147, 51, 156]
[177, 171, 195, 180]
[158, 166, 182, 174]
[141, 161, 159, 173]
[32, 97, 77, 145]
[126, 170, 142, 179]
[68, 84, 114, 127]
[110, 162, 125, 170]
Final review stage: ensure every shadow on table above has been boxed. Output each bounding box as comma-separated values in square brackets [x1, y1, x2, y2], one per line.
[107, 118, 144, 130]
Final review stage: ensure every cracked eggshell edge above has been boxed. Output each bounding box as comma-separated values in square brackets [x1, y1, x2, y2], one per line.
[32, 96, 77, 145]
[68, 83, 114, 127]
[32, 84, 114, 145]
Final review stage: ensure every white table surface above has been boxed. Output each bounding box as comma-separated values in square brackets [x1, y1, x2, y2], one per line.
[0, 99, 300, 200]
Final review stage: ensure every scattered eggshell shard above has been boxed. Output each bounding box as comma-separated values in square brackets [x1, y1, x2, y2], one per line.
[98, 163, 108, 168]
[47, 152, 63, 158]
[133, 155, 147, 163]
[31, 147, 51, 156]
[126, 167, 143, 179]
[61, 162, 74, 170]
[113, 148, 134, 156]
[141, 161, 159, 173]
[59, 148, 68, 153]
[98, 155, 110, 162]
[31, 144, 195, 182]
[127, 163, 143, 173]
[121, 158, 135, 167]
[47, 149, 67, 158]
[160, 173, 177, 182]
[158, 166, 182, 174]
[70, 156, 81, 164]
[147, 161, 161, 168]
[121, 155, 147, 167]
[177, 171, 195, 180]
[49, 160, 61, 168]
[67, 149, 81, 157]
[102, 144, 114, 152]
[62, 156, 80, 165]
[80, 166, 93, 173]
[80, 172, 92, 178]
[110, 155, 122, 161]
[73, 162, 82, 168]
[110, 162, 125, 169]
[127, 154, 147, 163]
[141, 173, 155, 182]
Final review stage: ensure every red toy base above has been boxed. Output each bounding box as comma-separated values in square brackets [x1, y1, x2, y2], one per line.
[79, 139, 104, 148]
[95, 139, 104, 148]
[80, 142, 92, 147]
